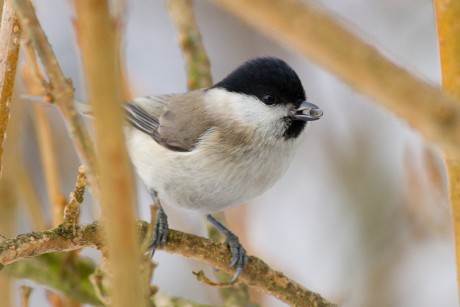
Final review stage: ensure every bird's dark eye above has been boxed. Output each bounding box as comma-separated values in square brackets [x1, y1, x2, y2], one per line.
[262, 94, 276, 105]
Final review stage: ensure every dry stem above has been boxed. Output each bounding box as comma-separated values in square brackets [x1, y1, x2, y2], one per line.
[0, 1, 21, 176]
[22, 40, 66, 226]
[0, 222, 336, 307]
[211, 0, 460, 157]
[435, 0, 460, 302]
[72, 1, 147, 306]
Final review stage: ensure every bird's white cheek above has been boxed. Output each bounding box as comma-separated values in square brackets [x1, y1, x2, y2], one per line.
[205, 88, 287, 136]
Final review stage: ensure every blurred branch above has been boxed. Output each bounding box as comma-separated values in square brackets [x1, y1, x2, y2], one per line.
[435, 0, 460, 302]
[211, 0, 460, 157]
[20, 285, 32, 307]
[72, 1, 147, 306]
[0, 222, 336, 307]
[3, 253, 101, 305]
[16, 159, 46, 230]
[168, 0, 212, 89]
[0, 1, 21, 176]
[153, 292, 212, 306]
[9, 0, 99, 193]
[22, 40, 66, 226]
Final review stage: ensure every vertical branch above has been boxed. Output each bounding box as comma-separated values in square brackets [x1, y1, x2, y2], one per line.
[10, 0, 99, 194]
[33, 105, 66, 225]
[73, 1, 147, 306]
[168, 0, 212, 90]
[434, 0, 460, 302]
[0, 1, 21, 176]
[22, 38, 66, 226]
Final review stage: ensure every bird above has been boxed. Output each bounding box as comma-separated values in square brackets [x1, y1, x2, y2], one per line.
[123, 56, 323, 283]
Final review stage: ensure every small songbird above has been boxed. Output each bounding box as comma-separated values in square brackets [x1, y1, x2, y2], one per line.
[124, 57, 323, 283]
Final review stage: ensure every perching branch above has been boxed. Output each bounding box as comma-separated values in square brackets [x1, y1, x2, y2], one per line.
[9, 0, 99, 192]
[0, 1, 22, 176]
[211, 0, 460, 157]
[0, 223, 335, 307]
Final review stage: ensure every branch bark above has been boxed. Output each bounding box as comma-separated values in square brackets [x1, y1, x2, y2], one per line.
[0, 222, 336, 307]
[211, 0, 460, 157]
[72, 1, 147, 306]
[434, 0, 460, 302]
[0, 0, 21, 176]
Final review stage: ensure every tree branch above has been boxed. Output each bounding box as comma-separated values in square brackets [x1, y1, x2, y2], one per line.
[168, 0, 213, 90]
[434, 0, 460, 302]
[72, 1, 148, 306]
[0, 0, 21, 176]
[0, 222, 336, 307]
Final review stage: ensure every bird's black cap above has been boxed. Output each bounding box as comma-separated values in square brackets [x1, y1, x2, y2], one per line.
[211, 57, 306, 107]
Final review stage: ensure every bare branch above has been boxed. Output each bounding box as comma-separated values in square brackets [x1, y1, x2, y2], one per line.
[0, 1, 21, 176]
[0, 222, 336, 306]
[72, 1, 147, 306]
[434, 0, 460, 301]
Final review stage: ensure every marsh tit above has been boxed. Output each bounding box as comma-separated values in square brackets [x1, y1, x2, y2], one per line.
[124, 57, 323, 283]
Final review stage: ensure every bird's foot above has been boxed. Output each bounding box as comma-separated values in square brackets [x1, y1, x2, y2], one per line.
[207, 214, 248, 284]
[149, 192, 169, 257]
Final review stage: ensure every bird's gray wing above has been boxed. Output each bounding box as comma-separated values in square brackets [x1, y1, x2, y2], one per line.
[125, 90, 213, 152]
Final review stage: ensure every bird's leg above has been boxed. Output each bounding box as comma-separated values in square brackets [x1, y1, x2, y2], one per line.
[149, 191, 169, 257]
[206, 214, 248, 284]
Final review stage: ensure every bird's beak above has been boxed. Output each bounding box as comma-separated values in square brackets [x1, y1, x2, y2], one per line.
[294, 101, 323, 121]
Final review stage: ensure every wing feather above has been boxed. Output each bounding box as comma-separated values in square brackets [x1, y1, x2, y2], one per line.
[126, 90, 213, 152]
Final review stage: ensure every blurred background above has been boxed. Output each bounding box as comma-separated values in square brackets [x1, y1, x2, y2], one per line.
[2, 0, 457, 306]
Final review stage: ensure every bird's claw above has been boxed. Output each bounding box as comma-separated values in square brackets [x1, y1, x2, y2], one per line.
[148, 205, 169, 257]
[226, 232, 248, 284]
[206, 214, 248, 284]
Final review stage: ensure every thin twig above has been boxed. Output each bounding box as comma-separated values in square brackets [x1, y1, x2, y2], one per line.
[72, 1, 147, 306]
[0, 222, 336, 307]
[211, 0, 460, 157]
[20, 285, 33, 307]
[16, 159, 46, 230]
[63, 166, 87, 224]
[0, 1, 21, 176]
[22, 39, 66, 225]
[9, 0, 99, 193]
